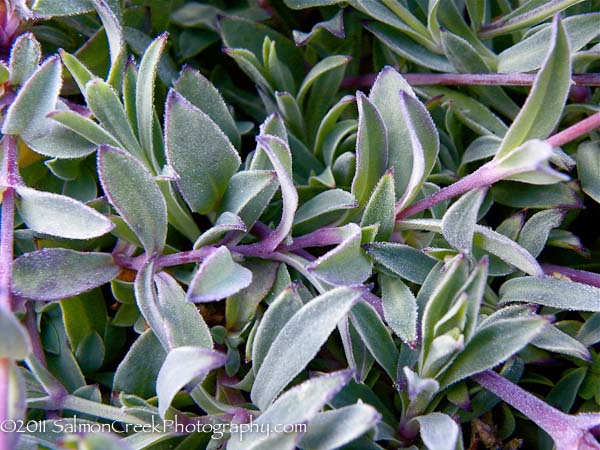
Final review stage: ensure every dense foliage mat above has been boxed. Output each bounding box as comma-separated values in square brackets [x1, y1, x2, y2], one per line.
[1, 0, 600, 449]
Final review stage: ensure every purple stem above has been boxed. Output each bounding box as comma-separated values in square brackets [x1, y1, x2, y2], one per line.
[547, 111, 600, 148]
[0, 136, 19, 450]
[473, 370, 600, 449]
[396, 163, 498, 220]
[342, 73, 600, 89]
[24, 303, 46, 367]
[542, 264, 600, 288]
[397, 111, 600, 221]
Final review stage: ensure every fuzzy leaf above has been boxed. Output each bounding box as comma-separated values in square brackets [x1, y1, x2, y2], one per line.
[297, 55, 351, 106]
[500, 277, 600, 312]
[9, 33, 41, 86]
[294, 189, 357, 235]
[498, 13, 600, 73]
[252, 287, 303, 374]
[517, 209, 564, 258]
[12, 249, 120, 301]
[438, 317, 546, 388]
[165, 90, 241, 214]
[352, 92, 388, 208]
[365, 242, 437, 284]
[157, 346, 227, 417]
[2, 56, 62, 137]
[411, 413, 459, 450]
[308, 223, 372, 285]
[231, 371, 352, 449]
[254, 134, 299, 251]
[577, 142, 600, 204]
[442, 188, 487, 254]
[49, 110, 120, 147]
[86, 79, 144, 160]
[16, 186, 114, 240]
[186, 247, 252, 303]
[401, 219, 544, 277]
[98, 145, 168, 254]
[361, 169, 396, 241]
[0, 309, 32, 360]
[299, 403, 381, 450]
[193, 213, 246, 249]
[174, 67, 240, 149]
[252, 287, 364, 410]
[136, 33, 167, 157]
[380, 274, 417, 346]
[350, 301, 399, 379]
[495, 16, 571, 157]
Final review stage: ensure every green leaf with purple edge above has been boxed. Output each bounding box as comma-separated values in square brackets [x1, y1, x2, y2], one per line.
[157, 346, 227, 417]
[232, 370, 353, 449]
[252, 287, 365, 410]
[186, 246, 253, 303]
[254, 134, 299, 251]
[410, 412, 459, 450]
[495, 15, 571, 158]
[15, 186, 114, 240]
[352, 91, 388, 208]
[98, 145, 168, 254]
[293, 189, 358, 235]
[12, 249, 121, 301]
[307, 223, 372, 286]
[2, 56, 62, 137]
[165, 89, 241, 214]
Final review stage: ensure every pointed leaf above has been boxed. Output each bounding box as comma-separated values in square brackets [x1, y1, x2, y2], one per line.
[411, 413, 459, 450]
[299, 403, 381, 450]
[495, 16, 571, 157]
[361, 170, 396, 241]
[174, 66, 240, 149]
[442, 188, 487, 254]
[49, 110, 120, 146]
[9, 32, 41, 86]
[136, 33, 167, 157]
[157, 346, 227, 417]
[186, 246, 252, 303]
[365, 242, 437, 284]
[380, 274, 417, 345]
[294, 189, 357, 235]
[86, 79, 144, 160]
[308, 223, 372, 285]
[2, 56, 61, 137]
[252, 287, 364, 409]
[352, 92, 388, 208]
[230, 371, 352, 449]
[165, 90, 241, 214]
[438, 317, 546, 388]
[98, 145, 167, 254]
[500, 277, 600, 312]
[254, 134, 299, 251]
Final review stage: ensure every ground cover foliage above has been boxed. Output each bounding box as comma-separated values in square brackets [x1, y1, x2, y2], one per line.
[1, 0, 600, 449]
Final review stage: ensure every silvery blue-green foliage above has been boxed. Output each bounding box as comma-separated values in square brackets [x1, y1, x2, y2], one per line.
[1, 0, 600, 449]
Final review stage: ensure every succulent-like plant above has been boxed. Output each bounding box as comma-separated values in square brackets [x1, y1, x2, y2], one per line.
[1, 1, 600, 449]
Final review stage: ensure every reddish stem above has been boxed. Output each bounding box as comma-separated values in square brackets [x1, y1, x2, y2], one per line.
[547, 111, 600, 148]
[342, 73, 600, 89]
